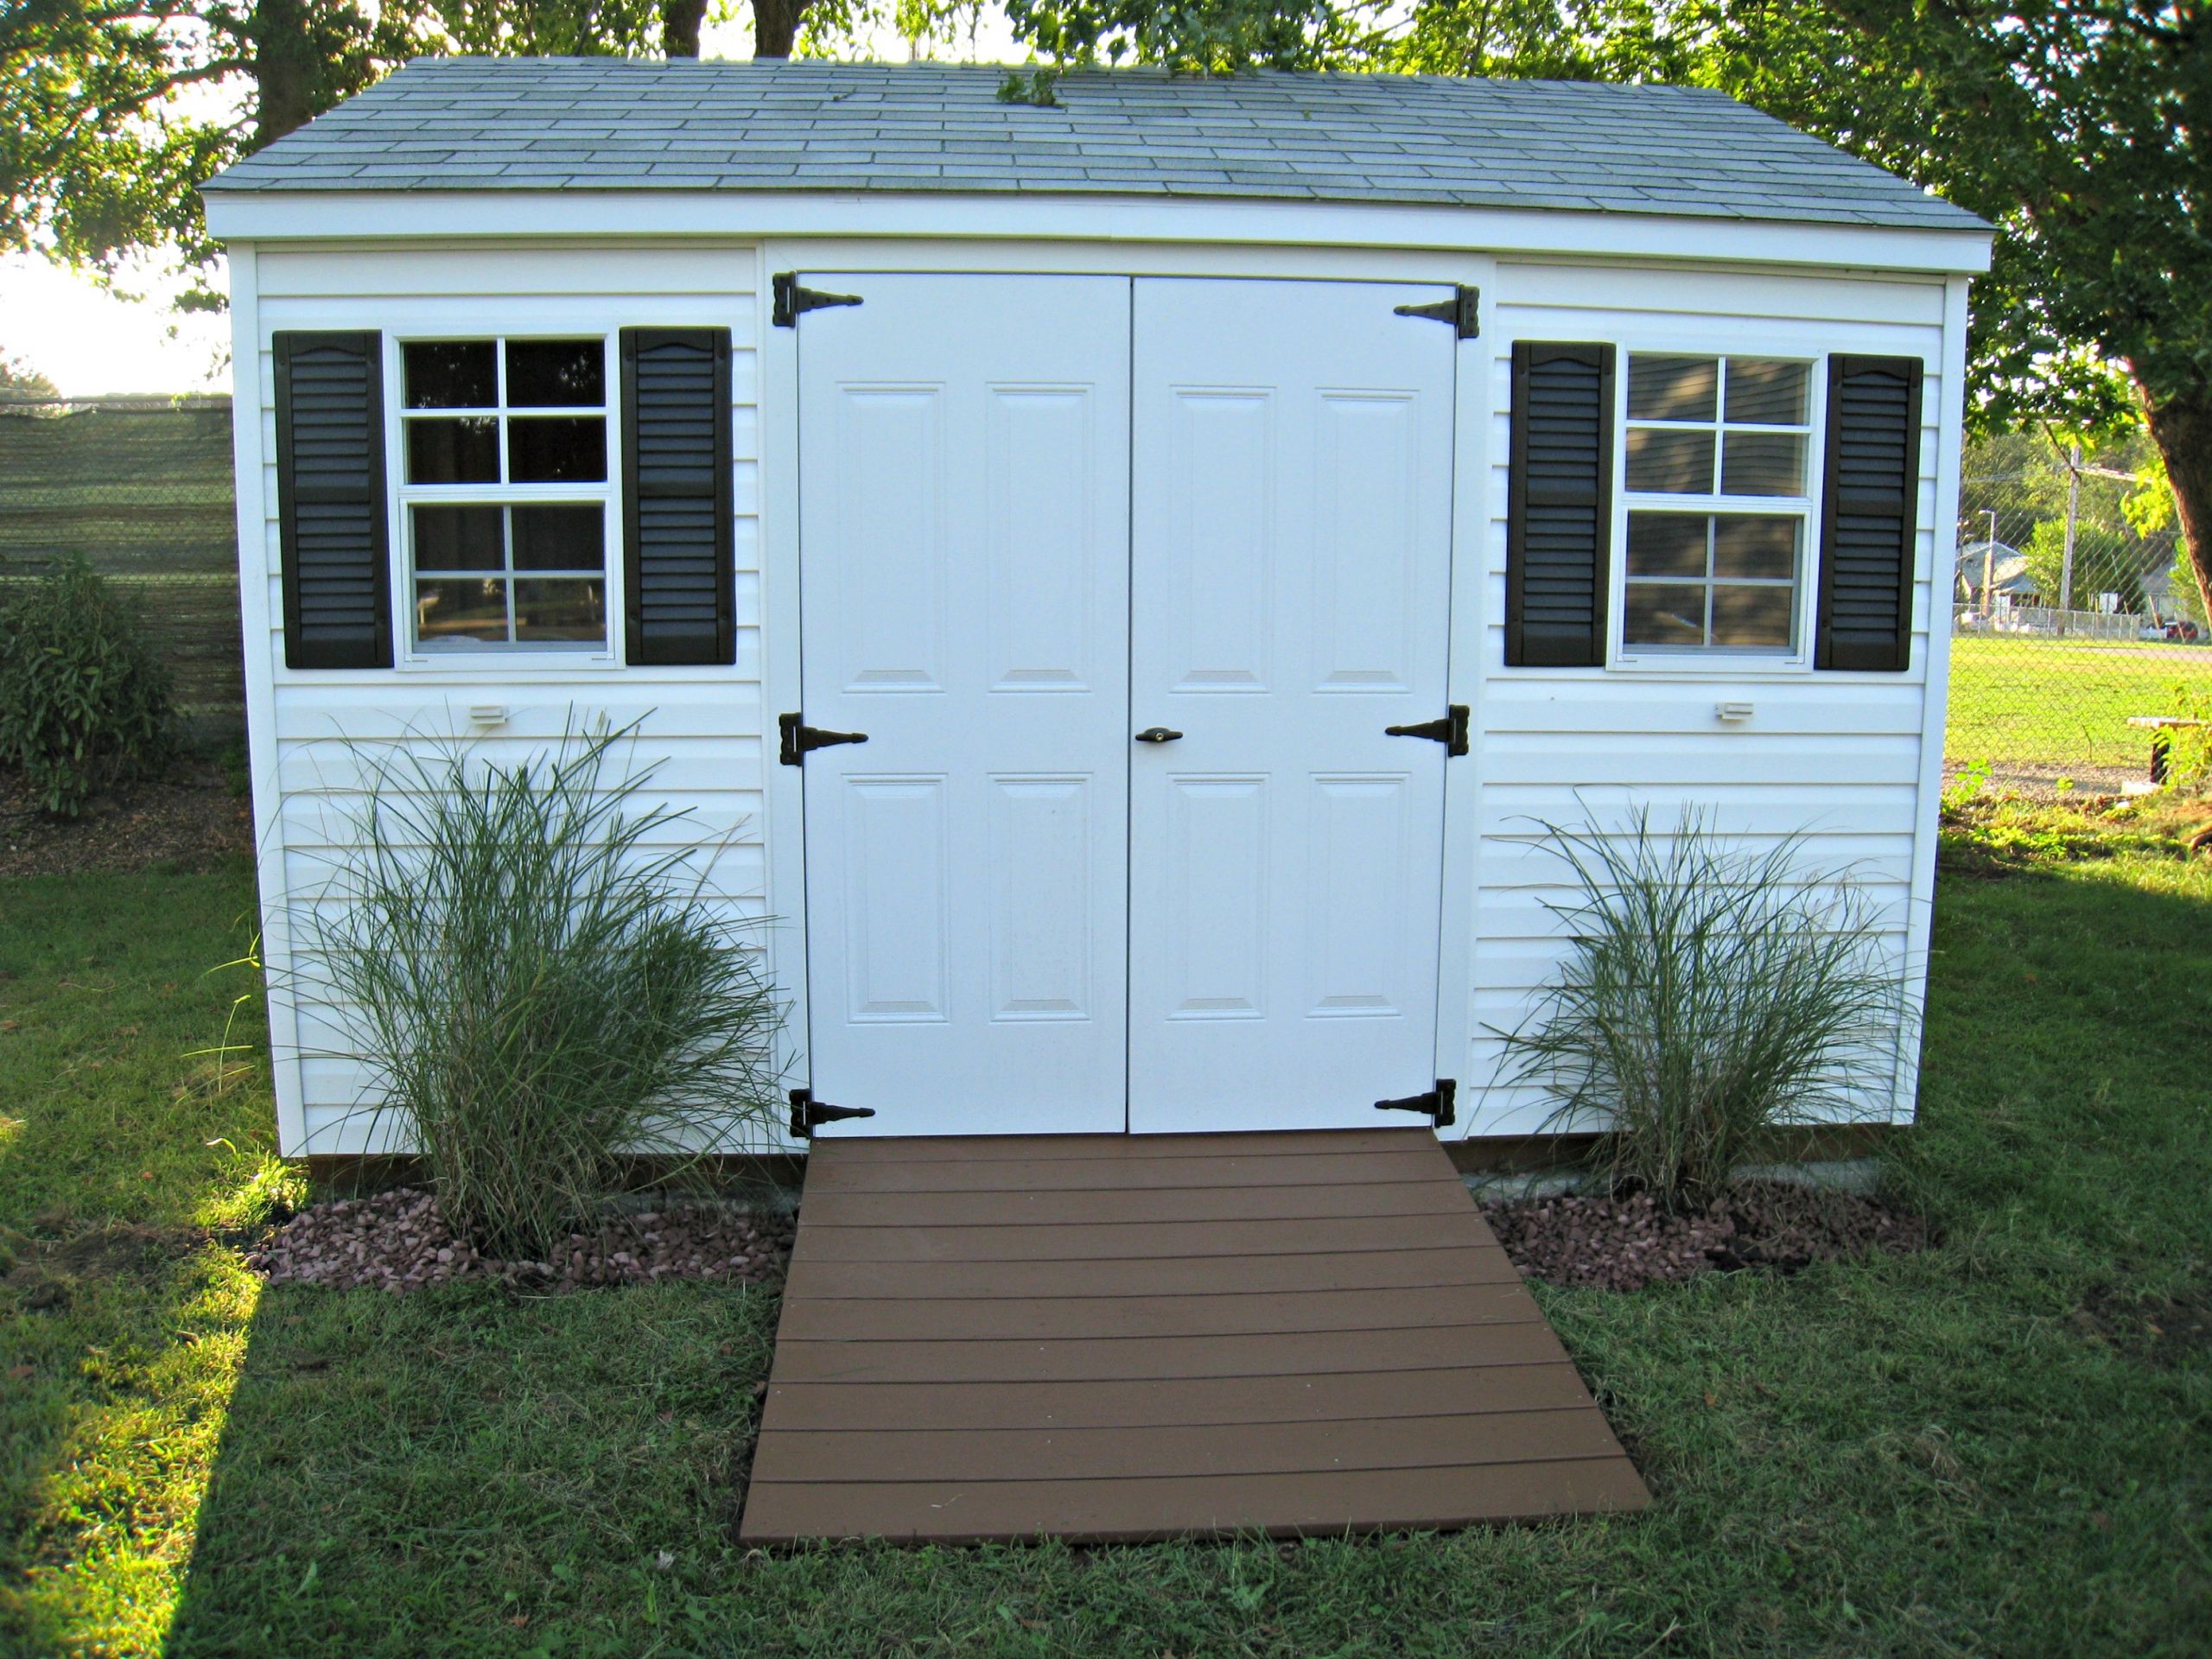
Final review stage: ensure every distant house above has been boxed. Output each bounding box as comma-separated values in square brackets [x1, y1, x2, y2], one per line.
[1955, 539, 2037, 605]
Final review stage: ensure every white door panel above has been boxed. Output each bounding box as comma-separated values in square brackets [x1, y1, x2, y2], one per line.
[798, 274, 1131, 1135]
[1128, 279, 1457, 1134]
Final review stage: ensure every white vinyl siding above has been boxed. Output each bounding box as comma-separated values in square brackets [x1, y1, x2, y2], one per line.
[1467, 260, 1950, 1136]
[245, 245, 767, 1152]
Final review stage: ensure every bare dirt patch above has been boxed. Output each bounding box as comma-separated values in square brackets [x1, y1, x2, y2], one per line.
[2069, 1271, 2212, 1368]
[247, 1187, 797, 1294]
[3, 1220, 214, 1313]
[1480, 1181, 1931, 1293]
[0, 760, 252, 877]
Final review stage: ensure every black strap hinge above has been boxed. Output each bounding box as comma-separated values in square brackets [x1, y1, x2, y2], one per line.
[790, 1087, 876, 1138]
[1385, 703, 1470, 756]
[772, 273, 863, 328]
[1394, 285, 1480, 339]
[1374, 1078, 1457, 1129]
[779, 712, 868, 766]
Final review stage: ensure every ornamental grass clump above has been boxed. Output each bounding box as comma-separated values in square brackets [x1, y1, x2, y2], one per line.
[1498, 810, 1905, 1207]
[298, 719, 784, 1261]
[0, 556, 173, 816]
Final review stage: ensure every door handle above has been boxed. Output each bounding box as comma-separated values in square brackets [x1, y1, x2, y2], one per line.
[1134, 727, 1184, 744]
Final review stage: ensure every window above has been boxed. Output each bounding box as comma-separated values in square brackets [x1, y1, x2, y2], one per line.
[398, 338, 611, 652]
[1620, 353, 1814, 656]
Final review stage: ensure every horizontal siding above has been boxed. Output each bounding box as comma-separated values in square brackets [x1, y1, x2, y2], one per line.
[1481, 679, 1925, 737]
[250, 245, 765, 1154]
[271, 731, 768, 799]
[1462, 262, 1943, 1138]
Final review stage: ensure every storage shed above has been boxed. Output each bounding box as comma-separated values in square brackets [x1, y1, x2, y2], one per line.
[204, 58, 1992, 1157]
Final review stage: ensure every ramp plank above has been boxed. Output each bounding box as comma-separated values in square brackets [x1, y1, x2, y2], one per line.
[782, 1245, 1521, 1301]
[758, 1364, 1599, 1432]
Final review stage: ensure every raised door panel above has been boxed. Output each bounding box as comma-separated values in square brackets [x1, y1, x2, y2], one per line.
[829, 387, 945, 692]
[1161, 775, 1271, 1020]
[798, 274, 1131, 1135]
[1303, 773, 1418, 1019]
[1166, 391, 1275, 692]
[1312, 393, 1421, 692]
[986, 387, 1100, 692]
[838, 776, 950, 1024]
[988, 775, 1094, 1021]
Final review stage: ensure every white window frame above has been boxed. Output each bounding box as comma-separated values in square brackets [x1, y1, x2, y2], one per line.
[387, 331, 621, 668]
[1607, 350, 1827, 673]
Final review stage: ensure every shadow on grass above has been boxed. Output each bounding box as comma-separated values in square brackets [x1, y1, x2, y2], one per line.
[160, 1276, 780, 1657]
[0, 868, 281, 1657]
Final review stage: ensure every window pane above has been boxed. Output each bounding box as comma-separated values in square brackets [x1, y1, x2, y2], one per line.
[1721, 432, 1805, 496]
[1725, 359, 1808, 425]
[1712, 584, 1795, 648]
[407, 416, 500, 484]
[1625, 427, 1714, 493]
[514, 578, 607, 645]
[508, 416, 606, 483]
[1626, 513, 1708, 578]
[411, 505, 504, 572]
[1624, 583, 1707, 648]
[512, 505, 605, 571]
[1626, 354, 1718, 422]
[1713, 515, 1800, 581]
[506, 340, 606, 408]
[403, 341, 496, 410]
[414, 576, 509, 645]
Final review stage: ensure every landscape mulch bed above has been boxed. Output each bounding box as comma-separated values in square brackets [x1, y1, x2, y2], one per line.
[247, 1187, 796, 1294]
[253, 1177, 1919, 1300]
[1480, 1180, 1931, 1292]
[0, 762, 253, 877]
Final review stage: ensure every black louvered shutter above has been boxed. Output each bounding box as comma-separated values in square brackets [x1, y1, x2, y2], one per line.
[1815, 355, 1924, 671]
[273, 332, 391, 669]
[1506, 341, 1616, 667]
[621, 327, 734, 666]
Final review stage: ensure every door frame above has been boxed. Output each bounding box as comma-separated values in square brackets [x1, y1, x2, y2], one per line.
[759, 240, 1497, 1143]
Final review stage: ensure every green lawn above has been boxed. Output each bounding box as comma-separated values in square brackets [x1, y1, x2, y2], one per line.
[3, 826, 2210, 1657]
[1946, 633, 2212, 772]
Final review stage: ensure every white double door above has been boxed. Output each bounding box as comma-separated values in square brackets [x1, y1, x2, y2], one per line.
[798, 274, 1457, 1135]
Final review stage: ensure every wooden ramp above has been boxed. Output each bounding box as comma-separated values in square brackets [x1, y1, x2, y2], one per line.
[738, 1128, 1649, 1544]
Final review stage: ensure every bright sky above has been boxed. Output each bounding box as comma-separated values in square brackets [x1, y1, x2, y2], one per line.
[0, 256, 235, 397]
[3, 14, 1027, 399]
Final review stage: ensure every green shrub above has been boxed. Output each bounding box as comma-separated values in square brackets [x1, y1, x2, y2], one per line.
[298, 720, 785, 1259]
[0, 558, 174, 816]
[1497, 811, 1905, 1206]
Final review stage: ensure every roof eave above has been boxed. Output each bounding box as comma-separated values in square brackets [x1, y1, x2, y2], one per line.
[200, 186, 1994, 276]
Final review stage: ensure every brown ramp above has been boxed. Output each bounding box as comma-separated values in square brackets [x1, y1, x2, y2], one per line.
[738, 1128, 1650, 1544]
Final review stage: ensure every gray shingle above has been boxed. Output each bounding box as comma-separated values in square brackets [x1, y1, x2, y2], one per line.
[200, 57, 1987, 232]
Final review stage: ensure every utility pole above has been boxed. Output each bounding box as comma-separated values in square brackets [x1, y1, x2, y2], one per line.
[2060, 442, 2082, 620]
[1983, 508, 1998, 620]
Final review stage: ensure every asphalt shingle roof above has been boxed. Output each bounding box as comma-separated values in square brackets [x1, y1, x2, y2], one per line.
[202, 57, 1986, 232]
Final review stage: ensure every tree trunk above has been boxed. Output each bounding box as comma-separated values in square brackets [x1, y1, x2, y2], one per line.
[663, 0, 708, 57]
[251, 0, 319, 149]
[753, 0, 804, 58]
[2140, 382, 2212, 627]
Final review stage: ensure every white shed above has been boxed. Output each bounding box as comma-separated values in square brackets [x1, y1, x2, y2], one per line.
[202, 57, 1992, 1157]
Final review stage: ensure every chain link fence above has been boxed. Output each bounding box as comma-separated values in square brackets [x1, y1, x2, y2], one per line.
[1951, 453, 2205, 792]
[0, 394, 245, 742]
